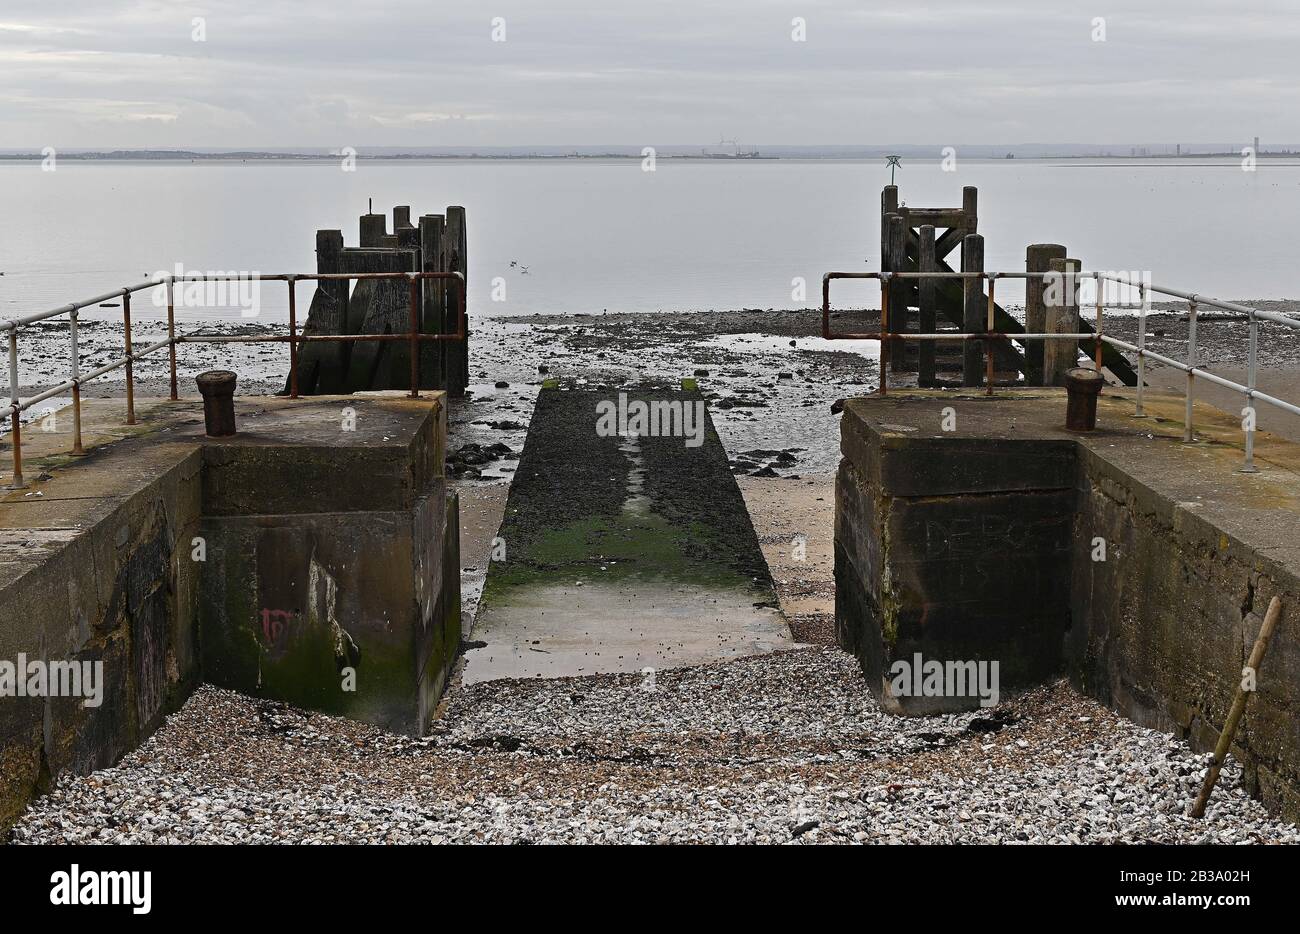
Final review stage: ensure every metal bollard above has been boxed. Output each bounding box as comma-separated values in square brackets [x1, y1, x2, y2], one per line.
[196, 370, 238, 437]
[1064, 366, 1104, 431]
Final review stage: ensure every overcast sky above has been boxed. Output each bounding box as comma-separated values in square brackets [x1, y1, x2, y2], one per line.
[1, 0, 1295, 148]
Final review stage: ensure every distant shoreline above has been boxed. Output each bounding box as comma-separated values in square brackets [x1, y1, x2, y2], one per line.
[2, 150, 1297, 163]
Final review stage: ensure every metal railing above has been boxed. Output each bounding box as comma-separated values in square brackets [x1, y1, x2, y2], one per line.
[3, 271, 466, 489]
[822, 269, 1300, 474]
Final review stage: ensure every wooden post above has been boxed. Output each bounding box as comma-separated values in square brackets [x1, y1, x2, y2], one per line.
[443, 206, 469, 397]
[888, 214, 910, 372]
[880, 186, 898, 272]
[1025, 244, 1067, 386]
[882, 185, 899, 216]
[961, 233, 984, 387]
[299, 229, 349, 394]
[1044, 257, 1081, 386]
[1190, 596, 1283, 818]
[419, 214, 446, 390]
[918, 225, 937, 386]
[962, 186, 978, 234]
[359, 212, 388, 248]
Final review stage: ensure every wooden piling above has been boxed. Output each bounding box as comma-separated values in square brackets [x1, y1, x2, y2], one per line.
[880, 187, 898, 274]
[296, 229, 350, 394]
[359, 213, 388, 248]
[1025, 244, 1067, 386]
[888, 214, 909, 371]
[882, 185, 899, 217]
[961, 186, 978, 234]
[443, 206, 469, 396]
[419, 214, 447, 390]
[918, 225, 937, 386]
[1044, 257, 1081, 386]
[961, 233, 984, 387]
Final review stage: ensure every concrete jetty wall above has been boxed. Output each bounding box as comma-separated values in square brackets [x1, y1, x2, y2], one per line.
[836, 389, 1300, 819]
[0, 394, 460, 829]
[0, 442, 204, 829]
[1069, 441, 1300, 817]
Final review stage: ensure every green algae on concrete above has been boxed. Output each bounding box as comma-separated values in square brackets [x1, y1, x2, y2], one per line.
[479, 512, 760, 607]
[0, 393, 461, 830]
[198, 486, 458, 738]
[465, 386, 790, 683]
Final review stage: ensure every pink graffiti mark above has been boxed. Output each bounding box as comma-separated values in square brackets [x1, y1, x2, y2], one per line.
[260, 609, 296, 644]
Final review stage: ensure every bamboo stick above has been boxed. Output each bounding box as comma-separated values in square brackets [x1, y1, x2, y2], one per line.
[1189, 595, 1284, 818]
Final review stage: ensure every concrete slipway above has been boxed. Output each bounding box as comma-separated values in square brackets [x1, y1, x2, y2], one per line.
[461, 387, 792, 683]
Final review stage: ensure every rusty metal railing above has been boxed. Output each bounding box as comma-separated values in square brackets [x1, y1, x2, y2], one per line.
[822, 269, 1300, 474]
[3, 271, 466, 489]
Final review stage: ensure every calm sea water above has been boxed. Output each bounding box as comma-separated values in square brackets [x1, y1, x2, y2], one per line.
[2, 157, 1297, 325]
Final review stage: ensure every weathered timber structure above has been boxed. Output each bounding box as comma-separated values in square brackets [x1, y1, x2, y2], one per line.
[879, 185, 1137, 388]
[292, 204, 469, 396]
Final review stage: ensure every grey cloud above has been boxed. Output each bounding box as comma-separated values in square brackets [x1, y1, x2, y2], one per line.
[0, 0, 1293, 147]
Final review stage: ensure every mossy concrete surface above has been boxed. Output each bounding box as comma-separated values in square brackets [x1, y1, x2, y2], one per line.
[0, 392, 459, 830]
[837, 387, 1300, 819]
[464, 387, 790, 682]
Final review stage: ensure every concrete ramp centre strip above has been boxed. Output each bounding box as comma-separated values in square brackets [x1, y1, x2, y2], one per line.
[462, 387, 791, 683]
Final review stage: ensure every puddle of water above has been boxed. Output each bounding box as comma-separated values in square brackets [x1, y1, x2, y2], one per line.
[696, 333, 882, 361]
[618, 431, 651, 515]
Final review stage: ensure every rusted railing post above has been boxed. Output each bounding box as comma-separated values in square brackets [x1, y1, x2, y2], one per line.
[1135, 281, 1148, 417]
[6, 329, 23, 489]
[1094, 271, 1104, 371]
[69, 307, 85, 455]
[287, 277, 299, 399]
[123, 290, 136, 425]
[166, 277, 178, 400]
[821, 274, 831, 340]
[1184, 297, 1198, 443]
[878, 275, 890, 397]
[408, 275, 421, 398]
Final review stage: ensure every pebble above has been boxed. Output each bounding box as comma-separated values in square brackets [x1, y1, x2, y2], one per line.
[9, 649, 1297, 845]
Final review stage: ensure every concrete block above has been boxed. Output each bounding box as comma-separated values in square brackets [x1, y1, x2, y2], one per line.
[0, 393, 460, 828]
[198, 482, 458, 736]
[836, 388, 1300, 818]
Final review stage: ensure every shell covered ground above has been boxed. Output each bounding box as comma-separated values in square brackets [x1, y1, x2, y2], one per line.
[9, 649, 1297, 845]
